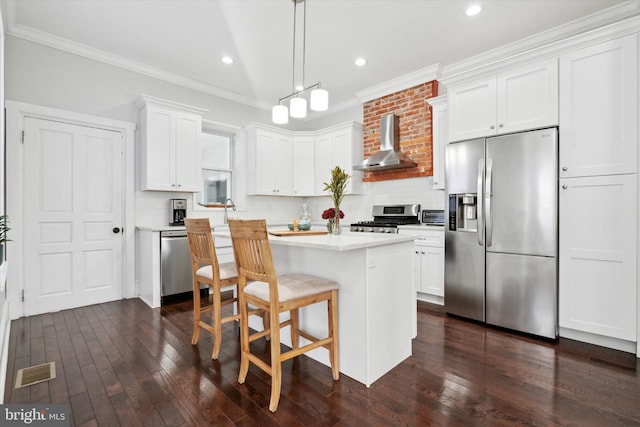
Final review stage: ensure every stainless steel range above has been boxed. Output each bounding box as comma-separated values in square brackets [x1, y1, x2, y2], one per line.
[350, 204, 420, 233]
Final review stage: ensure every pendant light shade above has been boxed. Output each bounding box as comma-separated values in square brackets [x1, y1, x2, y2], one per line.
[272, 104, 289, 124]
[290, 97, 307, 118]
[310, 87, 329, 111]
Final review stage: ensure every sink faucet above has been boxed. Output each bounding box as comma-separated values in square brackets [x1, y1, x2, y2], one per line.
[224, 198, 236, 224]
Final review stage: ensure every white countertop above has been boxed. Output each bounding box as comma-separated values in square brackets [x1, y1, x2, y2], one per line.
[213, 229, 414, 251]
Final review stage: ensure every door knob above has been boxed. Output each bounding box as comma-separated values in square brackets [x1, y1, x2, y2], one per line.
[112, 227, 121, 234]
[562, 167, 568, 171]
[562, 185, 568, 189]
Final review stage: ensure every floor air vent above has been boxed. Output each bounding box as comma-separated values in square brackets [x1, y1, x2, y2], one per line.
[15, 362, 56, 388]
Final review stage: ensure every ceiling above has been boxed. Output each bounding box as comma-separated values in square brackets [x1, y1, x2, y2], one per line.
[3, 0, 639, 118]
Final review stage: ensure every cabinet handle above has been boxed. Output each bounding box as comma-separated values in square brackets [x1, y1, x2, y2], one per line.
[171, 184, 176, 187]
[499, 124, 504, 128]
[562, 167, 568, 171]
[490, 125, 495, 130]
[415, 250, 419, 254]
[421, 251, 426, 255]
[562, 185, 568, 189]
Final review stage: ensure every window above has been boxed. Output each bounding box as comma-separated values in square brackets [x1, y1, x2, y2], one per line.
[197, 130, 233, 206]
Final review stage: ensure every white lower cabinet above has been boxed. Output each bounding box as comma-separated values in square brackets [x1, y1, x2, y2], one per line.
[559, 174, 637, 344]
[399, 227, 445, 304]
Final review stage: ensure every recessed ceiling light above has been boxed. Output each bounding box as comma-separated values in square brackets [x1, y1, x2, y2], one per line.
[355, 58, 367, 67]
[221, 56, 234, 64]
[466, 4, 482, 16]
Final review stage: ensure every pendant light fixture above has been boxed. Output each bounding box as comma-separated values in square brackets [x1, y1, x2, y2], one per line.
[271, 0, 329, 124]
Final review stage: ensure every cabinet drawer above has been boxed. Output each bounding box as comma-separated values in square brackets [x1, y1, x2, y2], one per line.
[398, 228, 444, 246]
[415, 234, 444, 247]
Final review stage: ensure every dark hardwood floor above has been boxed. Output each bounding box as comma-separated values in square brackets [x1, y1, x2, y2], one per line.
[4, 296, 640, 426]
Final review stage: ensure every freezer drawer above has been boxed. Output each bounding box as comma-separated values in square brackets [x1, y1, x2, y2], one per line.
[486, 252, 557, 338]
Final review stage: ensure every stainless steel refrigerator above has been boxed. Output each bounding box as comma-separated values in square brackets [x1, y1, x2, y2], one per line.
[444, 127, 558, 339]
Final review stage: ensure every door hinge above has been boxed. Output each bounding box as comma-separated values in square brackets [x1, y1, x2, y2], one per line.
[21, 289, 25, 302]
[21, 130, 25, 144]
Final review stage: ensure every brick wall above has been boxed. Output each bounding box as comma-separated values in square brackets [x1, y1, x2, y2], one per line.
[362, 81, 438, 182]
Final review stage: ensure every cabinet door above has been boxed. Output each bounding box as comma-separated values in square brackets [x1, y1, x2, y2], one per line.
[413, 245, 422, 296]
[254, 130, 279, 195]
[332, 129, 355, 194]
[174, 113, 202, 192]
[497, 58, 558, 134]
[314, 126, 362, 196]
[431, 102, 447, 190]
[422, 246, 445, 297]
[274, 134, 294, 195]
[559, 35, 638, 178]
[314, 134, 333, 195]
[559, 174, 637, 341]
[448, 78, 497, 142]
[293, 137, 314, 196]
[144, 107, 175, 191]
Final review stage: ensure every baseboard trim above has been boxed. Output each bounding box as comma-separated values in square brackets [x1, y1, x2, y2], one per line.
[559, 326, 637, 355]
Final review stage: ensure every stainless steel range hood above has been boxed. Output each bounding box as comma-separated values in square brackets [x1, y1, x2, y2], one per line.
[353, 113, 417, 172]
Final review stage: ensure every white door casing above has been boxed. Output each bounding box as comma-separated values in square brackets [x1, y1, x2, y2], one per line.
[6, 101, 136, 319]
[23, 118, 124, 315]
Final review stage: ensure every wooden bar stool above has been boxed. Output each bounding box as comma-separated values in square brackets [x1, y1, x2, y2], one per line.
[185, 217, 241, 360]
[227, 219, 339, 412]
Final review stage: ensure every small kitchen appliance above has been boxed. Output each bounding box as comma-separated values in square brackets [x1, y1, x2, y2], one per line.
[350, 204, 420, 233]
[169, 198, 187, 226]
[421, 209, 445, 226]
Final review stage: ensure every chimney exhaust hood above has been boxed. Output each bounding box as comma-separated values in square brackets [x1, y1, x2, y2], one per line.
[353, 113, 417, 172]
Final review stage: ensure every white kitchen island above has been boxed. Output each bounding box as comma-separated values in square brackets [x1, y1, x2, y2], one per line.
[220, 229, 416, 387]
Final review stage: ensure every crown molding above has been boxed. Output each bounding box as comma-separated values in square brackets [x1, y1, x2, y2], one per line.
[3, 10, 272, 111]
[440, 1, 640, 87]
[355, 63, 443, 103]
[425, 95, 448, 109]
[135, 94, 208, 116]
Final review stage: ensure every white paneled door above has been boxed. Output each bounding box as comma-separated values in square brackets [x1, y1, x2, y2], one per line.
[23, 117, 124, 316]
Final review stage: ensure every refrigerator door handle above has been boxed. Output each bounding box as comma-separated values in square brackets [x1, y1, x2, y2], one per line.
[477, 158, 484, 246]
[485, 158, 493, 247]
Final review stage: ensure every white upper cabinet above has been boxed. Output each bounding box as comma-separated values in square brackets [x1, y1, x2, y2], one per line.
[246, 122, 362, 197]
[136, 95, 207, 192]
[248, 127, 293, 196]
[293, 136, 315, 196]
[426, 95, 448, 190]
[314, 123, 363, 196]
[448, 58, 558, 142]
[559, 34, 638, 178]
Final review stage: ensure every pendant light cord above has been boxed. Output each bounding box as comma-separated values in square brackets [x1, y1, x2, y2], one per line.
[292, 0, 296, 94]
[302, 0, 306, 91]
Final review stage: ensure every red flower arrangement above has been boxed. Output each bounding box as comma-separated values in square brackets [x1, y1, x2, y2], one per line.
[321, 208, 345, 220]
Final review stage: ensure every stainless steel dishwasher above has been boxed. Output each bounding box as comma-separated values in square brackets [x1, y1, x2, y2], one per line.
[160, 229, 197, 301]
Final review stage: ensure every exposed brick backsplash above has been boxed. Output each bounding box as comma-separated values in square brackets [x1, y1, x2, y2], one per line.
[362, 81, 438, 182]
